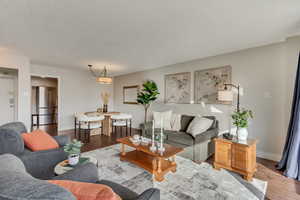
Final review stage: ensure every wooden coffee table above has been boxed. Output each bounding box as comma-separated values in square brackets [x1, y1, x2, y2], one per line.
[117, 137, 183, 182]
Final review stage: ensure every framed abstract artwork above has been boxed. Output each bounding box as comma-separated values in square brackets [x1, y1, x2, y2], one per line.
[165, 72, 191, 104]
[194, 65, 232, 104]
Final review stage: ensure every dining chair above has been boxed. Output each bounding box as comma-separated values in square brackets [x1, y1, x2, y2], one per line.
[74, 113, 104, 142]
[111, 113, 132, 137]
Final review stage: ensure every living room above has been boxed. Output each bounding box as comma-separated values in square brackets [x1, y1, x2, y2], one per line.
[0, 1, 300, 200]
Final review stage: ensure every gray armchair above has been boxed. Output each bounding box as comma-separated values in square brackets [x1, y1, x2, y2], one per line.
[0, 122, 69, 179]
[50, 162, 160, 200]
[0, 154, 160, 200]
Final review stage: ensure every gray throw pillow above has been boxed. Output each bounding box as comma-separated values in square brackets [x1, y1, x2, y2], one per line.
[0, 128, 24, 155]
[180, 115, 195, 132]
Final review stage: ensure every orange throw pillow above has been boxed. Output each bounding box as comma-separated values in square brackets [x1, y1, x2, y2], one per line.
[48, 180, 122, 200]
[21, 130, 59, 151]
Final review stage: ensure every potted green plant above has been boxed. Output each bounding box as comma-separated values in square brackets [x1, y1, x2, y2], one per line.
[63, 139, 83, 166]
[137, 80, 160, 124]
[231, 109, 253, 140]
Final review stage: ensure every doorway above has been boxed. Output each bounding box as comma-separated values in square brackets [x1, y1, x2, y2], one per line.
[31, 76, 58, 135]
[0, 68, 18, 125]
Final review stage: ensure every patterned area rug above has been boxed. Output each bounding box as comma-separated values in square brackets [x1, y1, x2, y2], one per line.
[83, 144, 267, 200]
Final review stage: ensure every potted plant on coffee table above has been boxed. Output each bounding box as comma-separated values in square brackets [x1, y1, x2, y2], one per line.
[231, 109, 253, 141]
[64, 139, 83, 166]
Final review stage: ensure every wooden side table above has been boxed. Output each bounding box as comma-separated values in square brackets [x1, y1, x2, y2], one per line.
[54, 156, 98, 175]
[213, 136, 257, 181]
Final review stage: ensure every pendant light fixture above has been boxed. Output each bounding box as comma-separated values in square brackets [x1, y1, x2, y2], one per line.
[88, 64, 113, 84]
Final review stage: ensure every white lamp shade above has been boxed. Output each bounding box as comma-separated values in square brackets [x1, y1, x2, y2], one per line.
[218, 90, 233, 101]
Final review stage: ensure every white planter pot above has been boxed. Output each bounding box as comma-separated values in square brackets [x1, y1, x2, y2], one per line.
[237, 128, 248, 141]
[68, 154, 80, 166]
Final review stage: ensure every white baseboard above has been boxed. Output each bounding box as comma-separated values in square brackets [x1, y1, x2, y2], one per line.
[256, 151, 281, 162]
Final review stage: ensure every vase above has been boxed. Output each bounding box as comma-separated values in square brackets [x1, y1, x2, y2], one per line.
[103, 104, 108, 113]
[68, 154, 80, 166]
[237, 128, 248, 141]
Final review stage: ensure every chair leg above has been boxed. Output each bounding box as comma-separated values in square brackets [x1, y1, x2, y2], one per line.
[74, 118, 77, 138]
[130, 119, 132, 136]
[83, 129, 85, 142]
[86, 129, 89, 143]
[126, 120, 128, 136]
[115, 125, 118, 138]
[78, 124, 81, 141]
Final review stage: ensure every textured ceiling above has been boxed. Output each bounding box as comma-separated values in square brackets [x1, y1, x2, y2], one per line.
[0, 0, 300, 76]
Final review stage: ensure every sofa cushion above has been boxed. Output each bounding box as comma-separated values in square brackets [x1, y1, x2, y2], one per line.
[22, 129, 59, 151]
[170, 113, 181, 131]
[0, 154, 75, 200]
[48, 180, 121, 200]
[203, 116, 217, 129]
[165, 130, 194, 146]
[180, 115, 195, 132]
[186, 116, 214, 137]
[153, 110, 173, 130]
[0, 127, 24, 155]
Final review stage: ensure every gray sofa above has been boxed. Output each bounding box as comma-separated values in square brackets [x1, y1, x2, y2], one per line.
[141, 115, 219, 162]
[0, 122, 160, 200]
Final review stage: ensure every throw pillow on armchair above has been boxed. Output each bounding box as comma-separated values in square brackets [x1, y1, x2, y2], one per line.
[48, 180, 122, 200]
[21, 129, 59, 151]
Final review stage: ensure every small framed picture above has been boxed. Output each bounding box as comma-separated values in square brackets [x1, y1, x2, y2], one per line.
[123, 85, 139, 104]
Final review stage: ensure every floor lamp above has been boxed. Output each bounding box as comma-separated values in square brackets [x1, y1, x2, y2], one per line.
[218, 83, 241, 137]
[218, 83, 241, 112]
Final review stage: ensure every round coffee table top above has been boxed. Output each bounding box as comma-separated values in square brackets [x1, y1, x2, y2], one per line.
[54, 155, 98, 175]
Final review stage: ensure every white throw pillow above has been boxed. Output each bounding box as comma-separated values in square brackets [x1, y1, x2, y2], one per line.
[186, 116, 213, 137]
[170, 113, 181, 131]
[153, 110, 172, 130]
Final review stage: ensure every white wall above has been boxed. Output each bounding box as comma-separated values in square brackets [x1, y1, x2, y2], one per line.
[114, 36, 300, 161]
[0, 53, 31, 128]
[31, 64, 114, 131]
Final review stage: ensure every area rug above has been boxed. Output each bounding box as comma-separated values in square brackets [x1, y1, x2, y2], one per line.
[83, 144, 267, 200]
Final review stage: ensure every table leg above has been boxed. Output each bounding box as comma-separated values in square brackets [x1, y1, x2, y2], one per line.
[171, 156, 177, 173]
[121, 144, 126, 156]
[244, 173, 253, 181]
[152, 158, 157, 171]
[155, 158, 164, 182]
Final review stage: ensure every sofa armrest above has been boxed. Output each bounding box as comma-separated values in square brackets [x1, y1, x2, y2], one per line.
[19, 147, 68, 179]
[52, 162, 99, 183]
[194, 127, 218, 144]
[53, 135, 71, 147]
[136, 188, 160, 200]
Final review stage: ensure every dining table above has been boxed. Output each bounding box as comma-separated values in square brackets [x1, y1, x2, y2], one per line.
[84, 111, 121, 136]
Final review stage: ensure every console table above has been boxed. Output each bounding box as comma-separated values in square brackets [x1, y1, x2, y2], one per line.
[213, 136, 257, 181]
